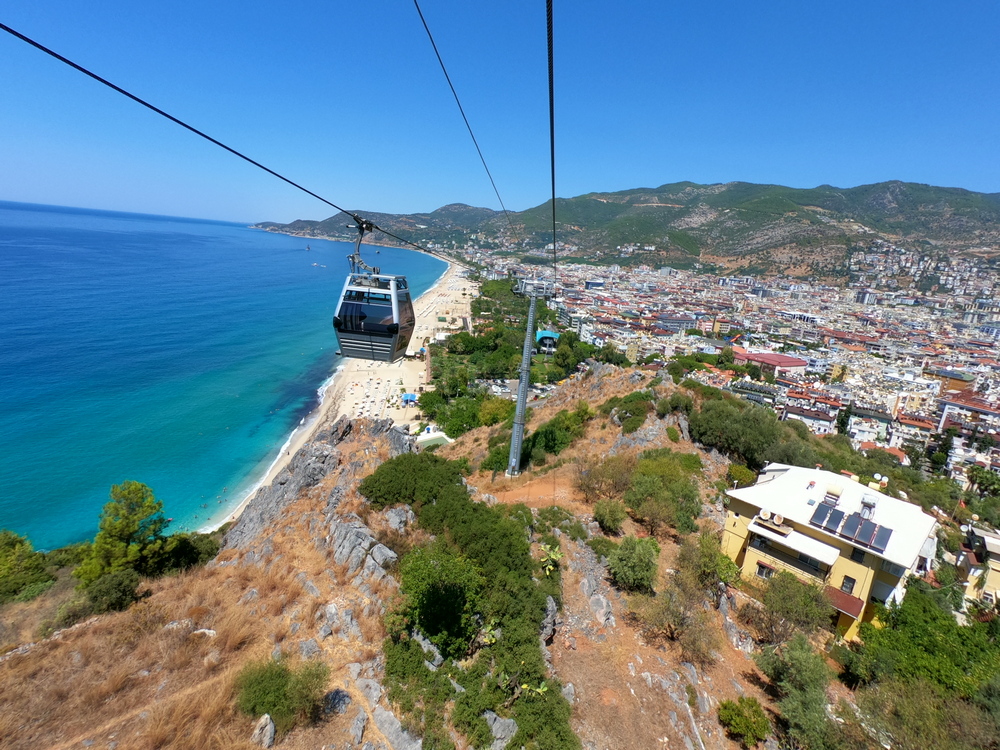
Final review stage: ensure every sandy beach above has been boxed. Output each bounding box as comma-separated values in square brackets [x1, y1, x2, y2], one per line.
[209, 261, 474, 529]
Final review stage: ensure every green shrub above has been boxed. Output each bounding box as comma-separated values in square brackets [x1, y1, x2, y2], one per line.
[39, 597, 95, 636]
[521, 403, 593, 467]
[359, 453, 464, 509]
[587, 537, 619, 560]
[481, 442, 510, 472]
[375, 453, 577, 748]
[87, 569, 141, 613]
[399, 545, 484, 661]
[13, 578, 55, 602]
[536, 505, 573, 533]
[43, 542, 89, 570]
[718, 696, 770, 748]
[235, 660, 329, 734]
[655, 398, 672, 418]
[563, 520, 588, 542]
[593, 500, 627, 534]
[667, 392, 695, 414]
[0, 530, 55, 604]
[727, 464, 757, 488]
[488, 431, 512, 449]
[666, 426, 680, 443]
[161, 532, 220, 573]
[621, 415, 646, 434]
[608, 536, 660, 592]
[685, 683, 698, 707]
[755, 634, 834, 750]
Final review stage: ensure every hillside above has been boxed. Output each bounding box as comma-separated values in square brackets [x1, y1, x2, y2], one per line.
[254, 180, 1000, 279]
[4, 362, 999, 749]
[0, 369, 765, 750]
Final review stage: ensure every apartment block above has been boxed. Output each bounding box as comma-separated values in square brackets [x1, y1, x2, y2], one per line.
[722, 463, 938, 640]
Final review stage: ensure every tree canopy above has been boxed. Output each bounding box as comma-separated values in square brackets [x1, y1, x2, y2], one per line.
[74, 481, 170, 586]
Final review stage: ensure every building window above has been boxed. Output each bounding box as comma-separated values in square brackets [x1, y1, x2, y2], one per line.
[756, 563, 775, 580]
[841, 576, 856, 595]
[850, 548, 866, 564]
[880, 560, 905, 577]
[798, 553, 821, 570]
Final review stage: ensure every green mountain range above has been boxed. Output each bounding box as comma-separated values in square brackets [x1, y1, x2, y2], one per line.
[254, 180, 1000, 278]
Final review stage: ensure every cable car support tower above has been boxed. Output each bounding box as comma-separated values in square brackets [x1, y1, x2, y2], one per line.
[506, 277, 555, 477]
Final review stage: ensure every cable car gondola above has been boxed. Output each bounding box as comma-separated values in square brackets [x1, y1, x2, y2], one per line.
[332, 219, 415, 362]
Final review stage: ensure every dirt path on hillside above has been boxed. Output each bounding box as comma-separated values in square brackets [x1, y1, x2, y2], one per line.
[478, 462, 762, 750]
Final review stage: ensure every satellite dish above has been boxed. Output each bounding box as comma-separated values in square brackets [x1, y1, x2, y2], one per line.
[961, 525, 970, 533]
[759, 510, 772, 521]
[874, 473, 883, 481]
[773, 514, 784, 525]
[973, 514, 980, 521]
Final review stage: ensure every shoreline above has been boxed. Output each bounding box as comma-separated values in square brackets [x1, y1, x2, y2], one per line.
[201, 259, 474, 532]
[250, 225, 474, 273]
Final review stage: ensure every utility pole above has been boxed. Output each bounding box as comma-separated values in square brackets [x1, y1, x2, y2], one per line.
[507, 277, 554, 476]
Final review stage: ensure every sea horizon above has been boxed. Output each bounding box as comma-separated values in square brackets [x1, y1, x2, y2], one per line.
[0, 200, 447, 550]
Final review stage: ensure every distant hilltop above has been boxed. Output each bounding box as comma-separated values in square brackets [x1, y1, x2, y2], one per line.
[254, 180, 1000, 280]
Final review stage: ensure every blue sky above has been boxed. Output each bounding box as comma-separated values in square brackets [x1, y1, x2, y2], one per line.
[1, 1, 998, 223]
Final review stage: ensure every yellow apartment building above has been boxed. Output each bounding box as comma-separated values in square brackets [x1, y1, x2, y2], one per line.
[722, 463, 939, 640]
[958, 527, 1000, 607]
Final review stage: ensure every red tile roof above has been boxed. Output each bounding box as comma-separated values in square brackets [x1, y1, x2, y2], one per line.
[825, 586, 866, 619]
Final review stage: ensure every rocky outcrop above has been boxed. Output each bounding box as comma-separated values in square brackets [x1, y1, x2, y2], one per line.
[373, 705, 423, 750]
[223, 416, 414, 552]
[223, 417, 351, 550]
[483, 709, 517, 750]
[250, 714, 275, 747]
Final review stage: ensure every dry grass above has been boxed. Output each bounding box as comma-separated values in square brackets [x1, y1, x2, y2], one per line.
[336, 485, 368, 518]
[0, 418, 418, 750]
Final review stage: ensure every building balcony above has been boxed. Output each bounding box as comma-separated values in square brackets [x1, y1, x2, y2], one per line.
[749, 536, 830, 584]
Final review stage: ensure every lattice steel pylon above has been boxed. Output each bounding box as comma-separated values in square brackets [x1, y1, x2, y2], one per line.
[506, 277, 555, 476]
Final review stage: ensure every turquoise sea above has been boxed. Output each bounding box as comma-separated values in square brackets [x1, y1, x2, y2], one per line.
[0, 201, 447, 550]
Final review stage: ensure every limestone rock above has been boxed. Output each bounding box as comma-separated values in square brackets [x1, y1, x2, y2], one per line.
[225, 440, 342, 550]
[680, 661, 700, 684]
[357, 678, 383, 707]
[385, 506, 416, 532]
[373, 705, 423, 750]
[539, 595, 558, 644]
[589, 594, 613, 626]
[250, 714, 275, 748]
[412, 630, 443, 669]
[350, 707, 368, 745]
[370, 543, 398, 568]
[324, 688, 352, 715]
[483, 709, 517, 750]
